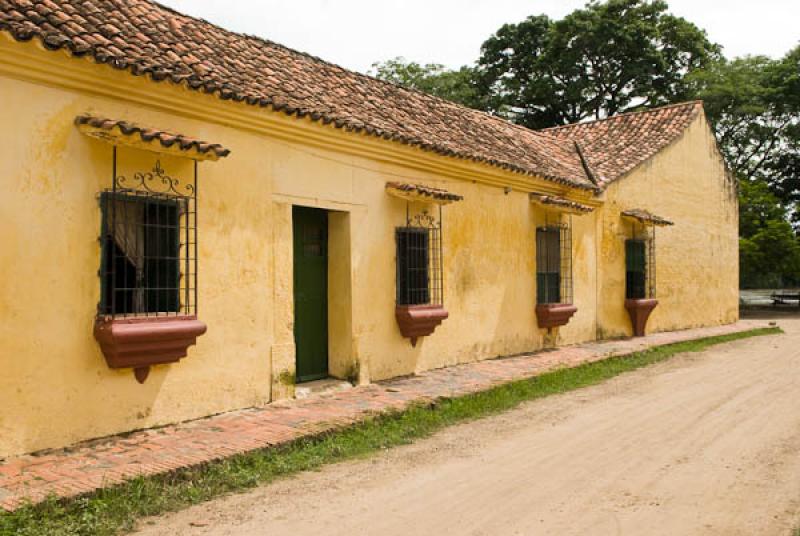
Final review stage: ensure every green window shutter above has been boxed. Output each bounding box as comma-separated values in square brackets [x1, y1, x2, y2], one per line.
[625, 239, 647, 299]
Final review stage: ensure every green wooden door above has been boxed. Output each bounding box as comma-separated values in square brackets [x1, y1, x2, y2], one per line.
[293, 206, 329, 382]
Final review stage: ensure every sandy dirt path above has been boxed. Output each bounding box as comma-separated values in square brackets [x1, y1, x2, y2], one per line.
[135, 318, 800, 536]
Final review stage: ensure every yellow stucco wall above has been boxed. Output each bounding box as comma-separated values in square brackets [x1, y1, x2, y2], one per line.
[0, 76, 277, 457]
[596, 115, 739, 337]
[0, 38, 737, 458]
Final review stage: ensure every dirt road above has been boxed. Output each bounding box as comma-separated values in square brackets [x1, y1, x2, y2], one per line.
[135, 317, 800, 535]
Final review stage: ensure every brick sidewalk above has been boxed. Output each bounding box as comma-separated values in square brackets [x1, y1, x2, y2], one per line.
[0, 321, 768, 511]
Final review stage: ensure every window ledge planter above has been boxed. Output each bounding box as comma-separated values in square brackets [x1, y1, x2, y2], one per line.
[395, 305, 448, 347]
[94, 315, 207, 383]
[535, 303, 578, 329]
[624, 298, 658, 337]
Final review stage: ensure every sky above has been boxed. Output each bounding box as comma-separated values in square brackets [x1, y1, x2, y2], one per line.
[157, 0, 799, 74]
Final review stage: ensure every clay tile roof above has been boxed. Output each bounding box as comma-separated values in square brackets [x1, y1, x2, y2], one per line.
[542, 101, 703, 187]
[74, 114, 230, 160]
[386, 182, 464, 204]
[1, 1, 701, 190]
[621, 209, 674, 227]
[530, 194, 594, 214]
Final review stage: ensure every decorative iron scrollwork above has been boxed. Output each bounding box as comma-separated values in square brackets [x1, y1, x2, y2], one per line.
[115, 160, 195, 198]
[407, 209, 439, 229]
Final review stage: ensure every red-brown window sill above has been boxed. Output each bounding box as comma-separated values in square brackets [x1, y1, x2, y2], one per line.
[535, 303, 578, 329]
[624, 298, 658, 337]
[94, 315, 207, 383]
[395, 304, 448, 347]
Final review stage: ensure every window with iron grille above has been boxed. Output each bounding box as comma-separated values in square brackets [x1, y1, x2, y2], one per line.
[395, 210, 443, 306]
[625, 237, 656, 299]
[536, 223, 573, 305]
[98, 157, 197, 318]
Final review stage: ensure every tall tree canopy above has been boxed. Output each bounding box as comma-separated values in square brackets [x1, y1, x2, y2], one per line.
[368, 58, 481, 108]
[691, 46, 800, 215]
[763, 46, 800, 212]
[476, 0, 720, 128]
[371, 0, 720, 129]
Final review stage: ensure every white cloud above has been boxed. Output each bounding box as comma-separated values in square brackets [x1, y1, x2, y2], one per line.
[158, 0, 799, 72]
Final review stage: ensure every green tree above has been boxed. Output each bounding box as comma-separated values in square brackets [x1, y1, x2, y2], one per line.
[738, 180, 800, 288]
[738, 179, 787, 238]
[369, 57, 481, 108]
[739, 220, 800, 288]
[689, 46, 799, 210]
[476, 0, 720, 128]
[690, 51, 799, 183]
[761, 46, 800, 210]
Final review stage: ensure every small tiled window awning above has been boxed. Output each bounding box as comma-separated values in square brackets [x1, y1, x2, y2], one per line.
[530, 194, 594, 215]
[386, 182, 464, 205]
[622, 209, 674, 227]
[75, 115, 231, 161]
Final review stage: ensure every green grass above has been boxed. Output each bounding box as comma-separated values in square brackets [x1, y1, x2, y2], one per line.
[0, 327, 781, 536]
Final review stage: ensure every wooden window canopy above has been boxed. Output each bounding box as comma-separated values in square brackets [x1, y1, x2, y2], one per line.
[75, 115, 231, 161]
[621, 209, 674, 227]
[530, 194, 594, 215]
[386, 182, 463, 205]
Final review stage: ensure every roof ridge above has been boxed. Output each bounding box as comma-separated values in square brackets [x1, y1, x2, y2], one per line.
[115, 2, 550, 149]
[151, 0, 359, 78]
[539, 100, 703, 133]
[151, 1, 498, 124]
[540, 99, 704, 187]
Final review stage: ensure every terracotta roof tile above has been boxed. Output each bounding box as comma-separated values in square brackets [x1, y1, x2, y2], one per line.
[1, 0, 701, 190]
[543, 102, 702, 187]
[386, 182, 464, 204]
[74, 114, 230, 159]
[530, 194, 594, 214]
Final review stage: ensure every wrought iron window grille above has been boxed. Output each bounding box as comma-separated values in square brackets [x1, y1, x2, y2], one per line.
[536, 216, 574, 305]
[626, 223, 656, 299]
[395, 204, 444, 307]
[98, 147, 198, 318]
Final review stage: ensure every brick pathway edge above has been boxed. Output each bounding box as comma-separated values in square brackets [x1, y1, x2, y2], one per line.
[0, 320, 771, 511]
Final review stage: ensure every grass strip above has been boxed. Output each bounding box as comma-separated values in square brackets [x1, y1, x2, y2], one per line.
[0, 326, 781, 536]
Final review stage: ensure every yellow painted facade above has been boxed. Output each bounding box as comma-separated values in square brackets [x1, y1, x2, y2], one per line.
[0, 37, 737, 458]
[595, 119, 739, 337]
